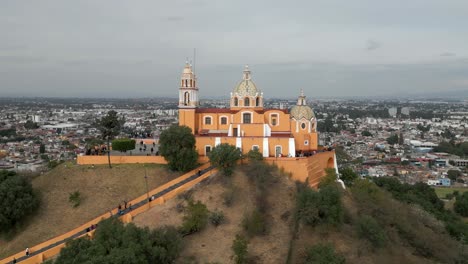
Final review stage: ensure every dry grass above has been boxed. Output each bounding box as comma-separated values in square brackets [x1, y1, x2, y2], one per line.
[0, 161, 180, 258]
[134, 167, 297, 264]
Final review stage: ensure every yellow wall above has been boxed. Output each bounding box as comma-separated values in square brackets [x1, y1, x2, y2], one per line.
[76, 155, 168, 165]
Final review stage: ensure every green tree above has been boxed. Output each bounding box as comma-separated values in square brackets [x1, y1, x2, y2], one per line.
[356, 215, 387, 248]
[96, 110, 125, 168]
[386, 134, 399, 145]
[304, 243, 345, 264]
[447, 170, 462, 181]
[112, 138, 136, 152]
[245, 149, 263, 161]
[24, 120, 39, 129]
[361, 130, 373, 137]
[55, 218, 183, 264]
[339, 167, 358, 186]
[232, 234, 248, 264]
[0, 170, 40, 232]
[181, 200, 209, 234]
[159, 125, 198, 172]
[39, 144, 46, 154]
[454, 192, 468, 217]
[208, 143, 242, 176]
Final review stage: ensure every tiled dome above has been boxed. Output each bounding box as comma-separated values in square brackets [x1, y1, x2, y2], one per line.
[290, 105, 315, 120]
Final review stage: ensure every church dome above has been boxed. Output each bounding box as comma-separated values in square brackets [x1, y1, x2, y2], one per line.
[290, 105, 315, 120]
[232, 65, 261, 97]
[290, 89, 315, 120]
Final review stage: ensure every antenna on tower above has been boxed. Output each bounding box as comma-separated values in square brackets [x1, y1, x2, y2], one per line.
[193, 48, 196, 73]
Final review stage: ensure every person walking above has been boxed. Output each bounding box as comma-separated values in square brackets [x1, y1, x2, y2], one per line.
[12, 257, 16, 264]
[25, 247, 30, 256]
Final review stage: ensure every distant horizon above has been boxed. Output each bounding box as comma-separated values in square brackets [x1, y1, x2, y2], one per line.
[1, 1, 468, 98]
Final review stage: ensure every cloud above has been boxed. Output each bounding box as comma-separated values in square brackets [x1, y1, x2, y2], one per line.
[167, 16, 184, 22]
[366, 39, 382, 51]
[440, 52, 456, 57]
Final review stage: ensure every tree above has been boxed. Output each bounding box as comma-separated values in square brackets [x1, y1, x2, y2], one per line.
[39, 144, 46, 154]
[208, 143, 242, 176]
[24, 120, 39, 130]
[356, 215, 387, 248]
[386, 134, 399, 145]
[55, 217, 183, 264]
[447, 170, 462, 182]
[361, 130, 373, 137]
[159, 125, 198, 172]
[232, 234, 248, 264]
[96, 110, 125, 168]
[454, 192, 468, 217]
[245, 149, 263, 161]
[0, 170, 40, 232]
[304, 243, 345, 264]
[339, 167, 358, 186]
[111, 138, 136, 152]
[181, 200, 209, 234]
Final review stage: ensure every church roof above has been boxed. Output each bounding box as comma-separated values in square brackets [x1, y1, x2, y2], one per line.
[290, 105, 315, 120]
[232, 65, 261, 97]
[195, 108, 288, 114]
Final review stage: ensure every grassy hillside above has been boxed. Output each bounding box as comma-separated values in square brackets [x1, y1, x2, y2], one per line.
[134, 163, 468, 264]
[0, 162, 180, 258]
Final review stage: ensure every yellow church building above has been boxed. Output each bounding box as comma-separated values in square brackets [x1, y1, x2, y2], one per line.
[178, 63, 320, 158]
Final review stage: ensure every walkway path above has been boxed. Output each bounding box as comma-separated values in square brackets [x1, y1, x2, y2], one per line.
[1, 165, 214, 264]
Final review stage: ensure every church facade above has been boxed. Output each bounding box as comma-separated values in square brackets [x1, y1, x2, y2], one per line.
[178, 63, 319, 158]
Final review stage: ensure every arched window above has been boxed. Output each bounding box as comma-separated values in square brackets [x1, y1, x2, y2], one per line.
[234, 97, 238, 106]
[184, 92, 190, 105]
[256, 97, 260, 106]
[244, 97, 250, 106]
[204, 116, 212, 125]
[271, 114, 278, 126]
[301, 122, 306, 129]
[243, 113, 252, 124]
[220, 117, 228, 125]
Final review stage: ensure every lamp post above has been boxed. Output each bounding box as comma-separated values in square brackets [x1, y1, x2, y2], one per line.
[144, 167, 149, 204]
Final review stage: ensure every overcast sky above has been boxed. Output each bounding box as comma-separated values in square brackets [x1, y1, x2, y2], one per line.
[1, 0, 468, 99]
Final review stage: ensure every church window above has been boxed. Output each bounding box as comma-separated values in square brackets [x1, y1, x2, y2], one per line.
[256, 97, 260, 106]
[271, 114, 278, 126]
[185, 79, 188, 87]
[205, 145, 212, 155]
[234, 97, 238, 106]
[252, 145, 259, 151]
[205, 116, 212, 125]
[243, 113, 252, 124]
[220, 117, 228, 125]
[304, 140, 309, 146]
[301, 123, 306, 129]
[245, 97, 250, 106]
[184, 92, 190, 105]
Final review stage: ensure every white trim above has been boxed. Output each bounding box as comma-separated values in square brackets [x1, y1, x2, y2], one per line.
[215, 137, 221, 147]
[288, 138, 296, 157]
[236, 137, 242, 150]
[241, 111, 254, 124]
[204, 145, 212, 156]
[304, 140, 309, 145]
[203, 115, 213, 125]
[219, 115, 228, 125]
[263, 138, 269, 157]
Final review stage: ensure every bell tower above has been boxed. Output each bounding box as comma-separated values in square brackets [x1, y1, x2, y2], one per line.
[178, 61, 199, 108]
[178, 62, 198, 133]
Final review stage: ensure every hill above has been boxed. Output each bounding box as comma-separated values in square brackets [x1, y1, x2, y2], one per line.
[133, 162, 467, 264]
[0, 162, 180, 258]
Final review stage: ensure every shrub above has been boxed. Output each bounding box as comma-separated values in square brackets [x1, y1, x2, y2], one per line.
[68, 191, 81, 208]
[0, 170, 40, 232]
[454, 192, 468, 217]
[223, 187, 236, 207]
[111, 138, 136, 152]
[209, 210, 225, 227]
[356, 215, 387, 248]
[232, 234, 248, 264]
[208, 143, 242, 176]
[245, 149, 263, 161]
[339, 167, 358, 186]
[242, 209, 267, 237]
[304, 243, 345, 264]
[181, 200, 209, 234]
[296, 184, 343, 227]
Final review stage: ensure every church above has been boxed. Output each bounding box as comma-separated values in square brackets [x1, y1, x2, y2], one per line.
[178, 62, 319, 158]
